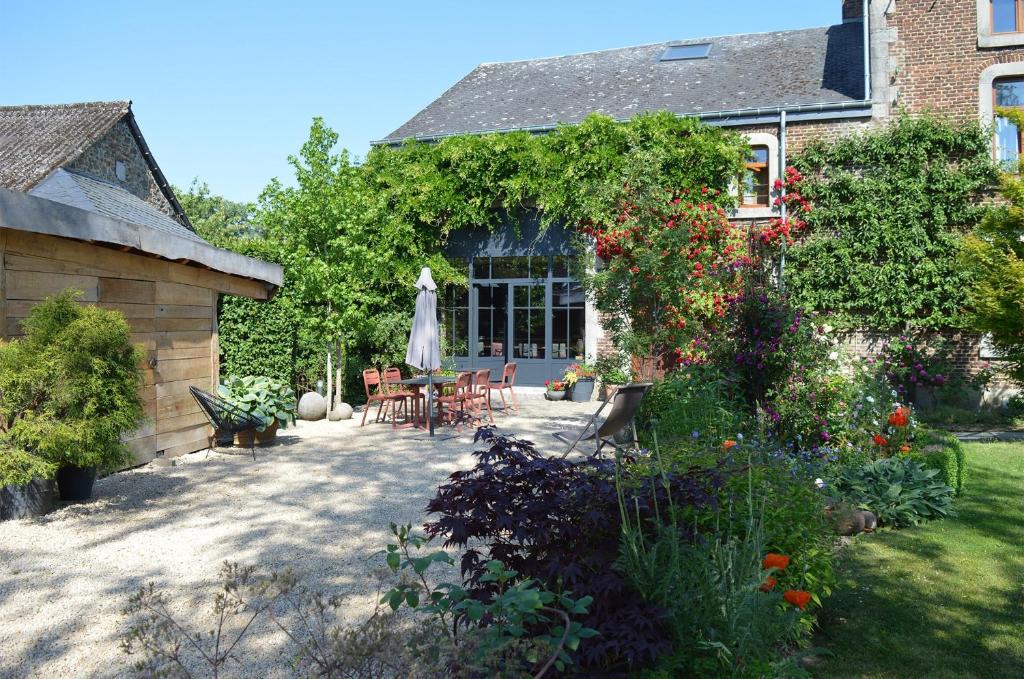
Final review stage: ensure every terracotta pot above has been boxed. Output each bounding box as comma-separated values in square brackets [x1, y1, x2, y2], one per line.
[601, 383, 623, 402]
[255, 422, 279, 446]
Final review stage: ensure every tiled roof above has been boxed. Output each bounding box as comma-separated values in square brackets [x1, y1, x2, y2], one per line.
[380, 23, 865, 143]
[0, 101, 130, 191]
[31, 169, 207, 244]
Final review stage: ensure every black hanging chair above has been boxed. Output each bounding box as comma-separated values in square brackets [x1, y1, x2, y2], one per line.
[190, 386, 263, 460]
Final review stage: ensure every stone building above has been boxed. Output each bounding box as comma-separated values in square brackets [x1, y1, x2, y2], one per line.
[0, 100, 283, 462]
[376, 0, 1020, 398]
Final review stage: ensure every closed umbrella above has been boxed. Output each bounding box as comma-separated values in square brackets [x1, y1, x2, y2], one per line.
[405, 267, 441, 435]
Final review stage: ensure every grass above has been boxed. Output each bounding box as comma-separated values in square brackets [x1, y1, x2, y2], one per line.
[814, 441, 1024, 679]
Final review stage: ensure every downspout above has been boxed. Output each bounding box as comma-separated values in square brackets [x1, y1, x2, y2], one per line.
[863, 0, 872, 102]
[778, 109, 787, 291]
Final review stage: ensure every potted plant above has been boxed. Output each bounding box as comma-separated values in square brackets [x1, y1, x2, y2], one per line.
[218, 376, 297, 446]
[0, 291, 145, 501]
[564, 362, 597, 403]
[544, 380, 567, 401]
[594, 353, 630, 401]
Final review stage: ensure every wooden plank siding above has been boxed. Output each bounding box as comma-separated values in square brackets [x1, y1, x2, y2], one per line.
[0, 227, 265, 464]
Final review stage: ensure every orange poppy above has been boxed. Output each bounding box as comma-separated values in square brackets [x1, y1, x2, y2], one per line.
[759, 576, 778, 593]
[900, 444, 912, 454]
[888, 407, 909, 428]
[784, 589, 812, 610]
[762, 553, 790, 571]
[722, 439, 738, 450]
[872, 434, 889, 446]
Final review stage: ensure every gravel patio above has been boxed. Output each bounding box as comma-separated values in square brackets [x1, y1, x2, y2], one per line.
[0, 395, 599, 678]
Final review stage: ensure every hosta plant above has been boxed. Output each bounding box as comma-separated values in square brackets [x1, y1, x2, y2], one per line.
[218, 375, 296, 431]
[833, 457, 955, 528]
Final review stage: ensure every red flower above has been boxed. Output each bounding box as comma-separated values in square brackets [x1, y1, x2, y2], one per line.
[888, 407, 909, 428]
[722, 439, 737, 450]
[762, 553, 790, 571]
[783, 590, 812, 610]
[759, 576, 778, 593]
[872, 434, 889, 446]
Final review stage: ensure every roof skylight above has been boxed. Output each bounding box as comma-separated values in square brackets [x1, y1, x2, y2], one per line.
[660, 43, 711, 61]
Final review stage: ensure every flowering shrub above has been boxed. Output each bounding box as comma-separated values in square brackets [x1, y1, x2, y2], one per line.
[879, 336, 990, 406]
[581, 187, 749, 376]
[544, 380, 567, 392]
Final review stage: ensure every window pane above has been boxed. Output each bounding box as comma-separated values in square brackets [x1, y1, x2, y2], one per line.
[453, 308, 469, 357]
[568, 308, 586, 359]
[491, 256, 529, 278]
[993, 0, 1018, 33]
[472, 257, 490, 278]
[530, 308, 546, 359]
[996, 115, 1021, 167]
[552, 308, 568, 359]
[743, 166, 770, 206]
[552, 256, 568, 278]
[514, 285, 530, 307]
[748, 146, 769, 164]
[995, 78, 1024, 107]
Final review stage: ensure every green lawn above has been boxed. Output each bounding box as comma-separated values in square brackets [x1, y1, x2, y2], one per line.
[814, 442, 1024, 678]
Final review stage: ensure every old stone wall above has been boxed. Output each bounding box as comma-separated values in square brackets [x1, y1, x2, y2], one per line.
[67, 119, 178, 220]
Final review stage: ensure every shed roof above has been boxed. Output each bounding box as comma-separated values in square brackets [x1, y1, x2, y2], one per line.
[379, 23, 865, 143]
[31, 169, 206, 244]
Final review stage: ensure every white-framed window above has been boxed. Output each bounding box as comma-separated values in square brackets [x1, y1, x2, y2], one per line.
[979, 63, 1024, 166]
[978, 0, 1024, 47]
[732, 132, 779, 219]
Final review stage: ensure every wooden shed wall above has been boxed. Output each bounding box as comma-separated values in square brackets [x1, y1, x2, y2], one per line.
[0, 228, 270, 464]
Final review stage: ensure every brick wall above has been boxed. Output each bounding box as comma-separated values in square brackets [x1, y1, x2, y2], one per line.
[890, 0, 1024, 121]
[68, 119, 178, 220]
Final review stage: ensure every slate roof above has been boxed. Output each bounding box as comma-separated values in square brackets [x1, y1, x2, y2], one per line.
[380, 23, 865, 143]
[30, 169, 206, 243]
[0, 101, 130, 192]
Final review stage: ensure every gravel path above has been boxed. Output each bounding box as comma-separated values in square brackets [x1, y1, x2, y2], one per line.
[0, 396, 597, 678]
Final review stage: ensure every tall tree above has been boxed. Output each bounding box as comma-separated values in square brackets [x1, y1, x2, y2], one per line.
[174, 179, 258, 246]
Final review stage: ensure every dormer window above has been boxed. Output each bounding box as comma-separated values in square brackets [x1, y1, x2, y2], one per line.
[992, 0, 1023, 33]
[660, 43, 711, 61]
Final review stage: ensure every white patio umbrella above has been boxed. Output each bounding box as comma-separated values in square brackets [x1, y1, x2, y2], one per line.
[405, 267, 442, 436]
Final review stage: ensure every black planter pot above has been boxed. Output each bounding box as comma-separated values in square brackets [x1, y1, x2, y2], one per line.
[56, 465, 97, 501]
[569, 379, 595, 403]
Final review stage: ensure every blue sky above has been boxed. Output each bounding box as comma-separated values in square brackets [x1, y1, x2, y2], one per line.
[1, 1, 842, 203]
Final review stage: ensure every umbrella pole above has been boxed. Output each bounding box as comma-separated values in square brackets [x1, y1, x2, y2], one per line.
[427, 372, 434, 437]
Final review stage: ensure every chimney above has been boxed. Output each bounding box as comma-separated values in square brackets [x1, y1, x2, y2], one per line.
[842, 0, 864, 21]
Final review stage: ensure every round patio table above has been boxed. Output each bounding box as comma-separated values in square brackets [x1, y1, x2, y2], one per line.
[395, 375, 457, 430]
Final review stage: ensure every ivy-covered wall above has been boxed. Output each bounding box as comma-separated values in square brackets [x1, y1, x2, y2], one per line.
[786, 116, 1000, 331]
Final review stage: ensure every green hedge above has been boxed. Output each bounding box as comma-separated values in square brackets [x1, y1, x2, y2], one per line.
[913, 429, 968, 495]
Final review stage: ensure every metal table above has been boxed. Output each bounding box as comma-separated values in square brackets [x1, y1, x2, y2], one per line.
[395, 375, 457, 430]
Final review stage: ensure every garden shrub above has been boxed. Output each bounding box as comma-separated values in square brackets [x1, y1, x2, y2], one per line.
[424, 427, 726, 674]
[787, 115, 999, 331]
[912, 429, 968, 495]
[0, 291, 144, 475]
[833, 457, 956, 527]
[0, 443, 56, 488]
[637, 365, 746, 448]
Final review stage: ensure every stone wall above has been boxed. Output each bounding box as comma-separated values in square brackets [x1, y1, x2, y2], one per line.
[67, 119, 178, 220]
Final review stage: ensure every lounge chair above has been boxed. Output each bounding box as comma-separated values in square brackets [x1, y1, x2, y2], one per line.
[553, 383, 653, 458]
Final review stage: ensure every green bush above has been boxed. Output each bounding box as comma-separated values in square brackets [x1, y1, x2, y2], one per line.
[833, 457, 956, 527]
[0, 444, 56, 488]
[217, 375, 297, 431]
[913, 429, 968, 495]
[638, 366, 746, 448]
[0, 291, 145, 475]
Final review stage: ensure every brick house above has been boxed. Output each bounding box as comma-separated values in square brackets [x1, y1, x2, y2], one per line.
[0, 101, 283, 462]
[376, 1, 1021, 398]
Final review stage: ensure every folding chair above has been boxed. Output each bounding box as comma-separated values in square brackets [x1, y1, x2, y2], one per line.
[190, 386, 264, 460]
[553, 383, 653, 458]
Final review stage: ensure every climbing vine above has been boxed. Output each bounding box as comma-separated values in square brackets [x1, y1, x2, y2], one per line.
[784, 115, 999, 330]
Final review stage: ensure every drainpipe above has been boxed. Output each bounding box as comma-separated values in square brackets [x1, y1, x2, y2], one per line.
[778, 109, 787, 290]
[863, 0, 872, 102]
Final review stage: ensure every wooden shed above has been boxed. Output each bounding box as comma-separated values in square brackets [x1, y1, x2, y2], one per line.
[0, 101, 282, 463]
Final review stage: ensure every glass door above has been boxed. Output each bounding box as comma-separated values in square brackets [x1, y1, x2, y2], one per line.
[512, 282, 548, 385]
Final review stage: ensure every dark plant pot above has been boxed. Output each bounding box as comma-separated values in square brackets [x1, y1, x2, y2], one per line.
[570, 379, 595, 403]
[235, 429, 256, 448]
[56, 465, 97, 502]
[546, 390, 566, 401]
[255, 422, 279, 446]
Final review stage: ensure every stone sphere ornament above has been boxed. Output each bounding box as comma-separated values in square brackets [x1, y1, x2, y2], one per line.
[328, 403, 353, 421]
[297, 392, 328, 420]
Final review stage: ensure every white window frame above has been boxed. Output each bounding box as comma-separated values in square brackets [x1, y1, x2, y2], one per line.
[731, 132, 780, 220]
[978, 0, 1024, 48]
